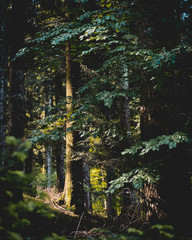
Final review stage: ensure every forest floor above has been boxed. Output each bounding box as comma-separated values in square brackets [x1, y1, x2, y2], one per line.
[48, 210, 110, 239]
[27, 187, 115, 239]
[22, 187, 192, 239]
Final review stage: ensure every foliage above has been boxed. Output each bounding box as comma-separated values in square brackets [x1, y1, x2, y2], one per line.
[5, 137, 32, 168]
[43, 224, 192, 240]
[3, 0, 192, 238]
[108, 132, 192, 194]
[122, 132, 192, 156]
[0, 137, 56, 239]
[106, 167, 159, 194]
[32, 168, 57, 189]
[90, 224, 191, 240]
[90, 167, 107, 215]
[43, 233, 67, 240]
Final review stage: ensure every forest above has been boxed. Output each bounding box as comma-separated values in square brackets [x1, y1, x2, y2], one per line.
[0, 0, 192, 239]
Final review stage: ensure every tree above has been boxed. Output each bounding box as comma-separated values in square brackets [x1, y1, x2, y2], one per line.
[9, 0, 26, 140]
[83, 162, 92, 212]
[59, 0, 86, 213]
[55, 72, 65, 192]
[44, 84, 53, 188]
[71, 62, 86, 214]
[62, 0, 73, 207]
[0, 0, 8, 167]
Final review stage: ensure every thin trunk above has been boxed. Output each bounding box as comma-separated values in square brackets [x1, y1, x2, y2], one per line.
[63, 39, 73, 207]
[0, 0, 8, 167]
[53, 0, 65, 192]
[45, 85, 52, 188]
[122, 64, 131, 134]
[119, 65, 132, 219]
[106, 167, 116, 218]
[101, 169, 107, 213]
[24, 89, 34, 174]
[83, 163, 92, 212]
[55, 138, 65, 191]
[46, 145, 52, 188]
[9, 0, 26, 140]
[24, 148, 33, 174]
[55, 73, 65, 192]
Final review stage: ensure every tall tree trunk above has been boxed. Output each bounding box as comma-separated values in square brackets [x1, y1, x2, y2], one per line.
[24, 148, 33, 174]
[71, 62, 86, 214]
[24, 88, 34, 174]
[139, 73, 167, 223]
[0, 0, 8, 167]
[63, 37, 73, 206]
[106, 167, 116, 218]
[62, 0, 86, 213]
[83, 163, 92, 212]
[71, 152, 85, 214]
[119, 65, 133, 220]
[122, 64, 131, 134]
[159, 145, 192, 234]
[46, 145, 52, 188]
[44, 85, 52, 188]
[9, 0, 26, 140]
[55, 139, 65, 191]
[55, 73, 65, 192]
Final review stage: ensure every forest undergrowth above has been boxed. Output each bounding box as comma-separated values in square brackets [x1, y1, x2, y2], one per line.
[23, 187, 192, 240]
[25, 186, 114, 237]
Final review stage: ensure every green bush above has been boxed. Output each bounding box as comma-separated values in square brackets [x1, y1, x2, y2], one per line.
[0, 137, 56, 240]
[31, 169, 57, 189]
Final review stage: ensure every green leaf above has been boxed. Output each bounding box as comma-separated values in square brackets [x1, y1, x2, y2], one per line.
[122, 132, 192, 156]
[11, 152, 27, 162]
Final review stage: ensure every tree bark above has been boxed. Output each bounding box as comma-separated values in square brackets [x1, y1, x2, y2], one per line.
[9, 0, 26, 139]
[121, 64, 131, 135]
[24, 148, 33, 174]
[71, 154, 85, 214]
[71, 61, 86, 214]
[106, 167, 116, 218]
[55, 138, 65, 191]
[55, 73, 65, 192]
[44, 85, 52, 188]
[159, 145, 192, 234]
[62, 1, 86, 213]
[46, 145, 52, 188]
[0, 0, 8, 167]
[24, 88, 34, 174]
[83, 163, 92, 212]
[63, 38, 73, 207]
